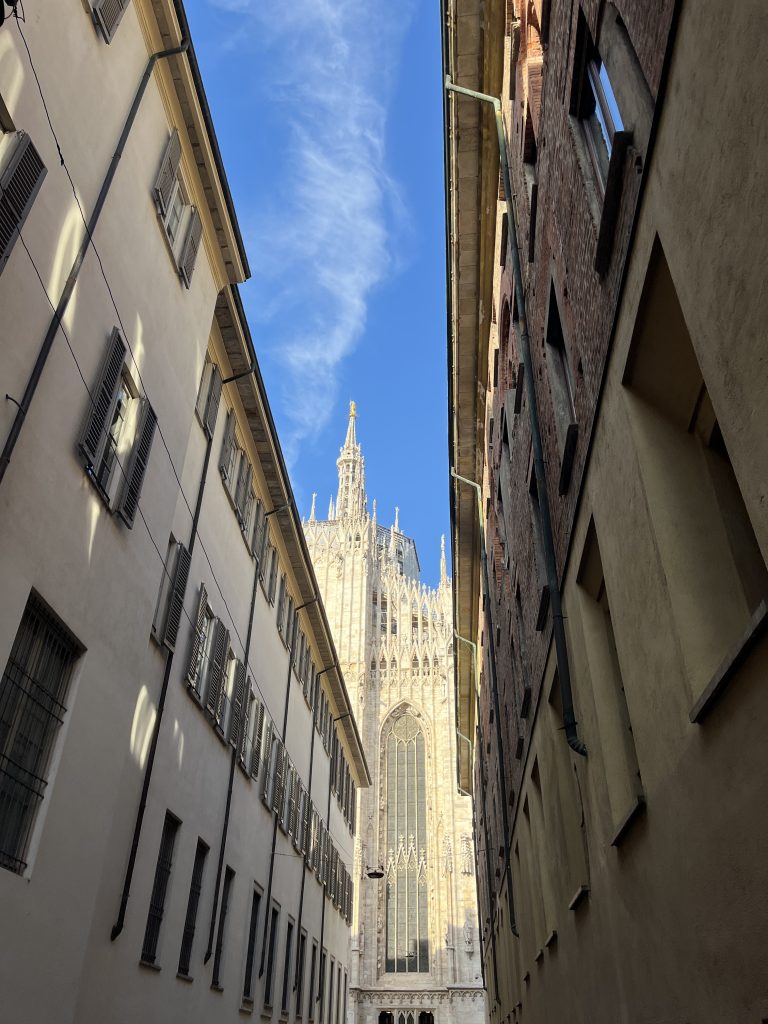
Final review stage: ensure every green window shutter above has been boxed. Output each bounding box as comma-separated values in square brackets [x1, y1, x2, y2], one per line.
[179, 208, 202, 288]
[203, 365, 222, 439]
[205, 620, 229, 721]
[250, 700, 265, 778]
[219, 409, 235, 483]
[78, 328, 127, 468]
[153, 129, 182, 216]
[229, 659, 247, 747]
[117, 400, 157, 527]
[186, 583, 208, 688]
[160, 543, 191, 652]
[91, 0, 132, 42]
[0, 131, 47, 274]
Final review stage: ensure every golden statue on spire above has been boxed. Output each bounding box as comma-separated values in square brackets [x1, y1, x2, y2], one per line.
[349, 399, 357, 418]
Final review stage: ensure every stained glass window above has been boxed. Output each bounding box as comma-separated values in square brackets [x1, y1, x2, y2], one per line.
[382, 710, 429, 973]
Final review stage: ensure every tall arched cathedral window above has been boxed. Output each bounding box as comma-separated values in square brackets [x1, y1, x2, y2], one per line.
[383, 710, 429, 973]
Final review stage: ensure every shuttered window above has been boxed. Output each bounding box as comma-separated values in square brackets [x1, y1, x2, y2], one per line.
[78, 328, 127, 473]
[178, 838, 208, 977]
[0, 594, 82, 875]
[91, 0, 131, 43]
[153, 129, 203, 286]
[179, 208, 202, 288]
[186, 583, 210, 691]
[154, 130, 182, 217]
[250, 700, 265, 779]
[195, 359, 222, 439]
[0, 131, 46, 275]
[205, 621, 230, 723]
[229, 660, 247, 748]
[152, 541, 191, 652]
[141, 811, 180, 964]
[116, 400, 156, 528]
[211, 865, 235, 988]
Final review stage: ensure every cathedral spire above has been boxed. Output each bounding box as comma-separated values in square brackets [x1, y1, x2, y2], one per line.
[440, 534, 448, 586]
[309, 493, 317, 522]
[336, 399, 367, 521]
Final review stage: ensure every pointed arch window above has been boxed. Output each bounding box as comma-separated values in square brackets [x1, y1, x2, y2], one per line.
[382, 710, 429, 974]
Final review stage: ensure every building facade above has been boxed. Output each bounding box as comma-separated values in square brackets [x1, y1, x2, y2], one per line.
[304, 406, 486, 1024]
[0, 2, 367, 1023]
[445, 0, 768, 1022]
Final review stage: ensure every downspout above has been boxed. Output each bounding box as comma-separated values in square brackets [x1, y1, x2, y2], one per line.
[0, 35, 189, 489]
[315, 707, 350, 1007]
[202, 525, 263, 962]
[454, 630, 488, 995]
[452, 471, 517, 936]
[445, 79, 587, 758]
[111, 406, 206, 942]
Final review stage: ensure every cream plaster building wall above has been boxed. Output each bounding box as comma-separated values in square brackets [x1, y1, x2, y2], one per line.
[304, 407, 486, 1024]
[0, 2, 365, 1022]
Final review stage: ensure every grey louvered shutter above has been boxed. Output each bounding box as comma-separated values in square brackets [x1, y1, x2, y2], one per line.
[239, 685, 253, 763]
[186, 583, 208, 688]
[153, 129, 181, 216]
[117, 400, 156, 527]
[234, 459, 252, 522]
[91, 0, 131, 42]
[78, 328, 127, 468]
[160, 543, 191, 651]
[273, 743, 286, 816]
[219, 409, 235, 482]
[205, 620, 229, 720]
[202, 365, 222, 439]
[179, 208, 202, 288]
[250, 700, 265, 778]
[229, 659, 247, 747]
[0, 132, 46, 274]
[301, 790, 310, 854]
[260, 723, 275, 802]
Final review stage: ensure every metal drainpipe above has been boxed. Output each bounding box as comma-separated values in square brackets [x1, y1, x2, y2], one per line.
[258, 620, 299, 976]
[454, 631, 487, 993]
[111, 422, 208, 941]
[315, 708, 349, 1005]
[203, 535, 263, 962]
[0, 36, 189, 489]
[452, 471, 517, 936]
[445, 78, 586, 758]
[292, 682, 318, 990]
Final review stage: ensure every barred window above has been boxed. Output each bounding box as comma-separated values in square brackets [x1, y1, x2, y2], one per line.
[0, 594, 81, 875]
[382, 710, 429, 973]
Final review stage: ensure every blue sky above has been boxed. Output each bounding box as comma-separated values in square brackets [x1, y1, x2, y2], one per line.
[186, 0, 450, 587]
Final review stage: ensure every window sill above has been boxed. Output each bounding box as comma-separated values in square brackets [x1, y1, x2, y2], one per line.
[610, 794, 646, 847]
[239, 999, 254, 1016]
[176, 972, 194, 983]
[568, 884, 589, 911]
[211, 983, 224, 993]
[689, 599, 768, 723]
[139, 959, 161, 972]
[594, 130, 632, 276]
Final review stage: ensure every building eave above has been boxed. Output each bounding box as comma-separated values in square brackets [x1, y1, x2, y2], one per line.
[443, 0, 505, 790]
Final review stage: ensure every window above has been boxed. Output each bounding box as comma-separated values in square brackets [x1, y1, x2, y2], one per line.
[0, 594, 82, 874]
[0, 124, 46, 276]
[577, 520, 644, 843]
[153, 130, 202, 288]
[296, 929, 307, 1018]
[141, 811, 180, 965]
[195, 357, 222, 439]
[307, 940, 318, 1021]
[77, 328, 156, 526]
[336, 963, 342, 1024]
[243, 885, 262, 1002]
[90, 0, 131, 43]
[382, 709, 429, 973]
[266, 540, 279, 603]
[264, 905, 280, 1008]
[570, 13, 624, 194]
[624, 239, 768, 715]
[151, 540, 191, 653]
[528, 469, 550, 630]
[212, 865, 235, 988]
[178, 838, 209, 977]
[318, 949, 327, 1023]
[327, 957, 335, 1024]
[281, 919, 294, 1014]
[544, 281, 578, 493]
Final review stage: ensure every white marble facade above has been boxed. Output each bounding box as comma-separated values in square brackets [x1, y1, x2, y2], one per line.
[304, 405, 486, 1024]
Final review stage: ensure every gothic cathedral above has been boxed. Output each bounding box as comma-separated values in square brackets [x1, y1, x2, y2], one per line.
[304, 404, 486, 1024]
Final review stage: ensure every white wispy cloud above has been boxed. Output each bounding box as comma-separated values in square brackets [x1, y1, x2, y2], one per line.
[208, 0, 415, 465]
